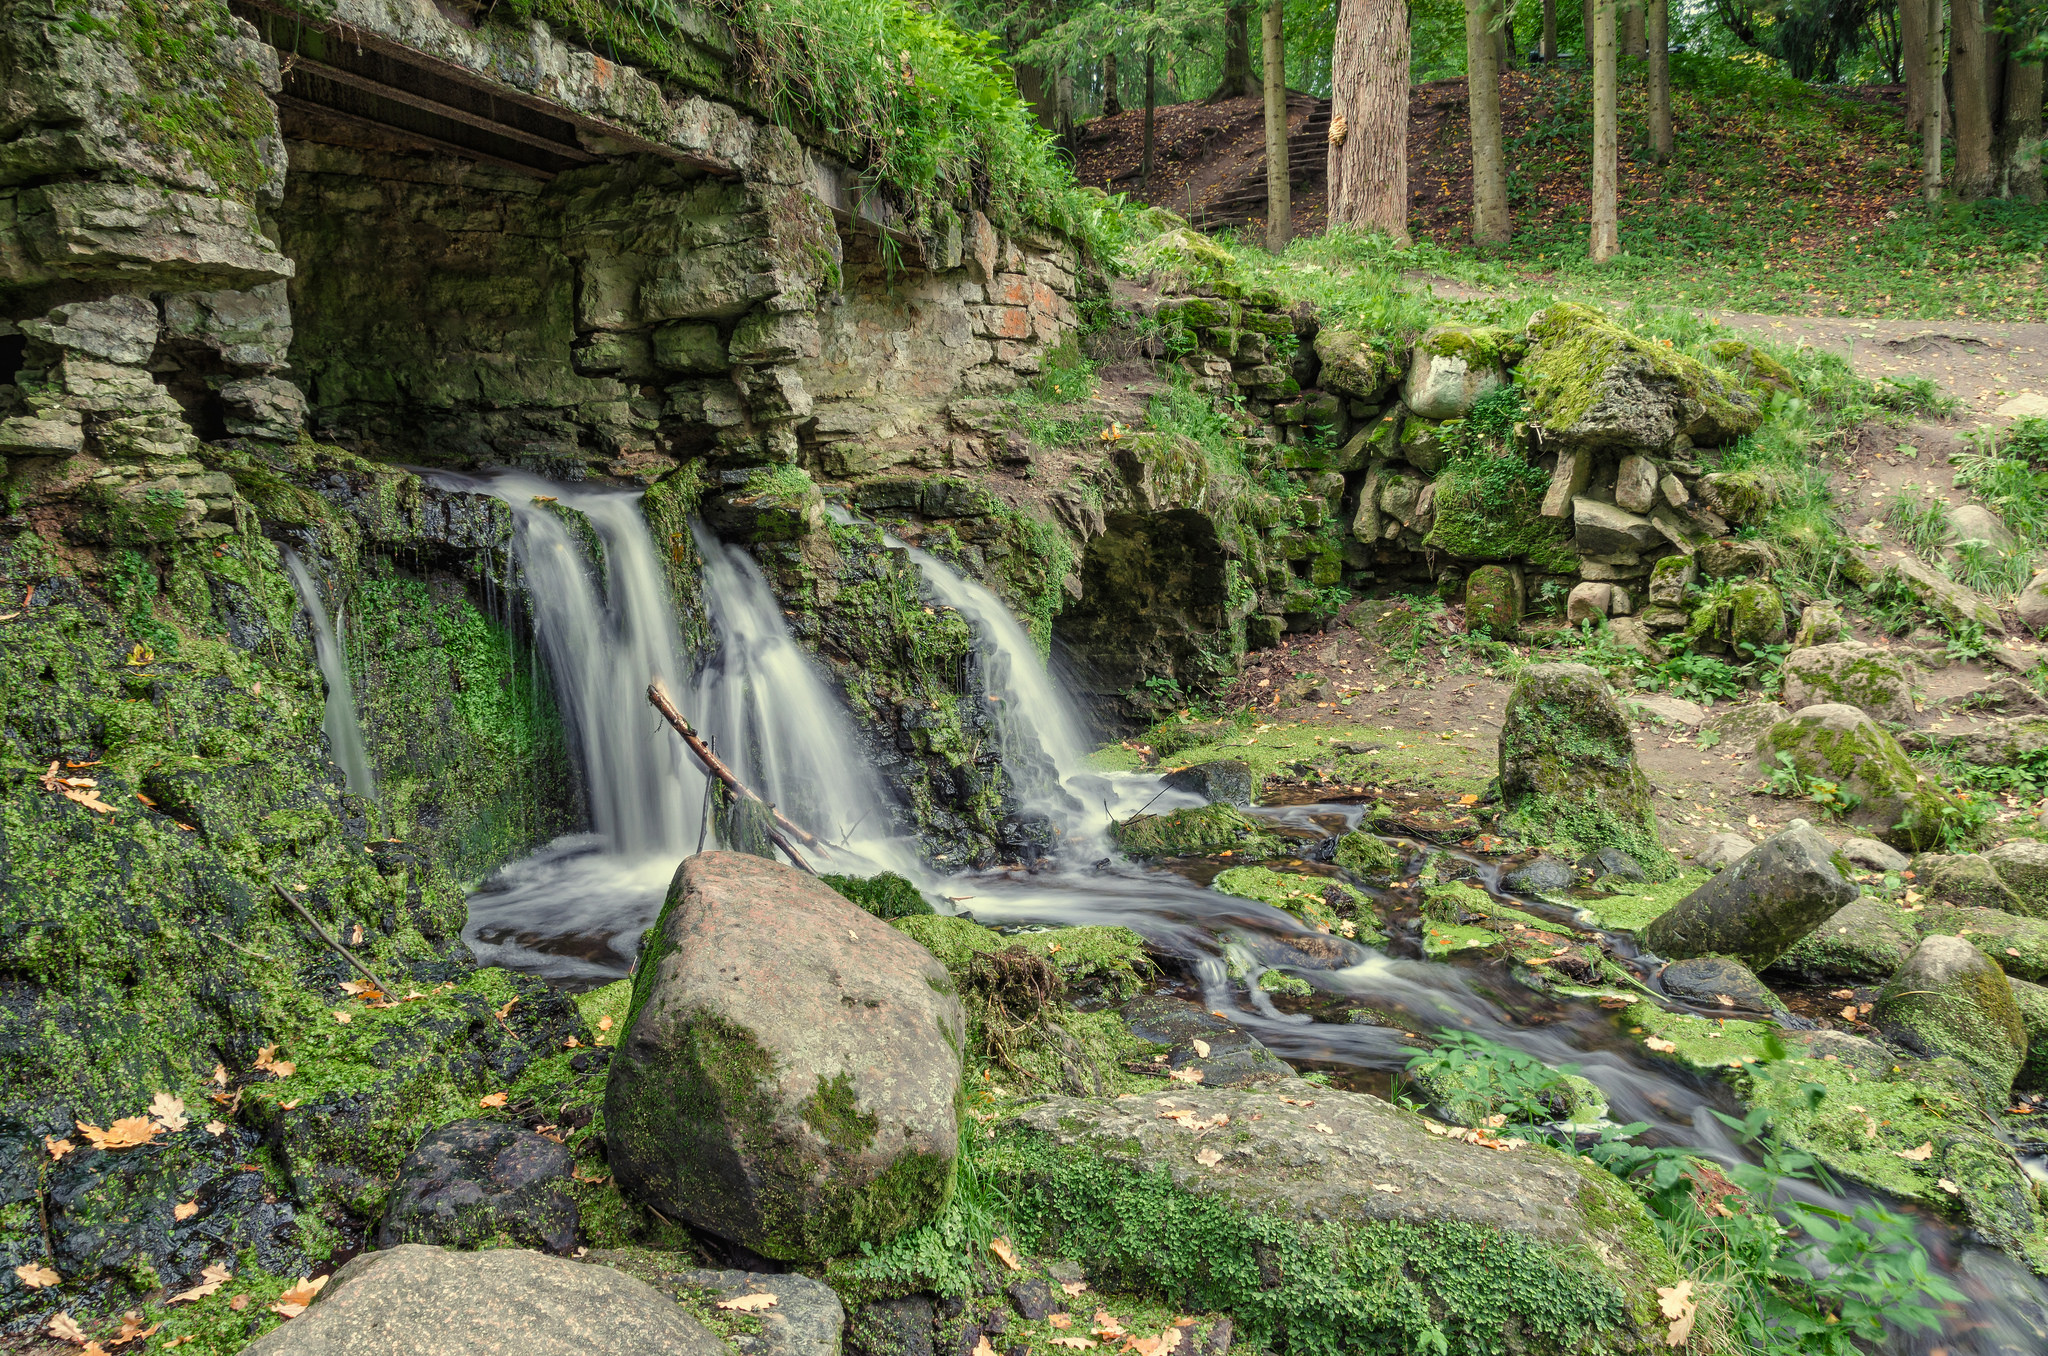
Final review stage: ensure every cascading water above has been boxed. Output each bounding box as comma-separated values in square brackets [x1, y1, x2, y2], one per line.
[281, 547, 377, 799]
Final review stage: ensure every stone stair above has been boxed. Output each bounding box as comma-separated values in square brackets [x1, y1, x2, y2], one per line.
[1201, 93, 1332, 231]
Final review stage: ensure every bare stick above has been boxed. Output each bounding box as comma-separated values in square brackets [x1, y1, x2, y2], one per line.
[647, 678, 818, 874]
[268, 875, 392, 992]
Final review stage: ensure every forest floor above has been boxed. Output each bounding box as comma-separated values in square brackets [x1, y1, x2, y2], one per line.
[1075, 56, 2047, 328]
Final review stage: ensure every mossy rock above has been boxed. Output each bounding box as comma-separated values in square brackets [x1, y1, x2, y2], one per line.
[1912, 854, 2026, 913]
[1211, 865, 1377, 939]
[1334, 830, 1402, 878]
[891, 914, 1153, 1001]
[1914, 904, 2048, 981]
[1424, 457, 1575, 568]
[1871, 935, 2029, 1099]
[1756, 704, 1967, 852]
[821, 871, 936, 919]
[1313, 329, 1403, 402]
[1463, 565, 1521, 640]
[1498, 664, 1674, 878]
[1765, 899, 1919, 983]
[1519, 304, 1762, 450]
[2009, 978, 2048, 1092]
[1109, 803, 1288, 861]
[1404, 1055, 1608, 1130]
[1779, 643, 1913, 723]
[1725, 579, 1786, 649]
[1707, 340, 1799, 398]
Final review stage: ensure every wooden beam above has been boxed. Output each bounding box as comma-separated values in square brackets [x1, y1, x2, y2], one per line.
[290, 63, 602, 163]
[275, 94, 558, 179]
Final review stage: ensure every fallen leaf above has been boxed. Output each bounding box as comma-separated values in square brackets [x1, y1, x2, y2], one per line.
[48, 1312, 87, 1343]
[1898, 1142, 1935, 1161]
[339, 979, 377, 996]
[715, 1293, 778, 1312]
[972, 1337, 998, 1356]
[1840, 1005, 1858, 1021]
[166, 1339, 193, 1348]
[77, 1117, 162, 1151]
[1312, 1122, 1335, 1134]
[1372, 1182, 1401, 1192]
[150, 1092, 188, 1131]
[1458, 794, 1478, 805]
[1937, 1177, 1961, 1194]
[1061, 1280, 1089, 1296]
[277, 1100, 300, 1110]
[16, 1261, 60, 1288]
[45, 1135, 74, 1160]
[332, 1011, 352, 1024]
[229, 1295, 248, 1311]
[107, 1313, 159, 1348]
[205, 1121, 226, 1136]
[1656, 1278, 1696, 1347]
[1195, 1148, 1223, 1167]
[173, 1202, 197, 1222]
[1049, 1314, 1073, 1329]
[494, 997, 519, 1021]
[1166, 1068, 1203, 1084]
[1190, 1039, 1210, 1059]
[598, 1015, 614, 1031]
[210, 1064, 228, 1088]
[254, 1046, 294, 1078]
[1092, 1310, 1126, 1337]
[168, 1263, 233, 1304]
[478, 1092, 508, 1108]
[990, 1237, 1022, 1270]
[1645, 1037, 1678, 1053]
[270, 1274, 328, 1318]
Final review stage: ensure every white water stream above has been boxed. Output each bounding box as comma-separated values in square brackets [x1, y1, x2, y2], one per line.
[282, 547, 377, 800]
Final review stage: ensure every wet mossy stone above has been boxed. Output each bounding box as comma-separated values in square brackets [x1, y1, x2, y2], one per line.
[1641, 824, 1858, 970]
[1724, 579, 1787, 650]
[1872, 935, 2029, 1100]
[1780, 643, 1914, 723]
[1463, 565, 1520, 640]
[605, 853, 964, 1262]
[2008, 978, 2048, 1093]
[1501, 854, 1573, 895]
[1518, 303, 1762, 450]
[1498, 663, 1674, 878]
[1001, 1081, 1676, 1356]
[1913, 905, 2048, 981]
[821, 871, 936, 920]
[1119, 994, 1290, 1087]
[1403, 1055, 1609, 1130]
[1766, 899, 1919, 983]
[376, 1120, 578, 1255]
[1911, 853, 2025, 913]
[585, 1253, 846, 1356]
[1210, 865, 1373, 937]
[1109, 803, 1286, 861]
[241, 1245, 733, 1356]
[1577, 847, 1648, 883]
[1757, 704, 1964, 852]
[1986, 840, 2048, 917]
[1161, 759, 1257, 807]
[1659, 955, 1777, 1012]
[1334, 829, 1402, 878]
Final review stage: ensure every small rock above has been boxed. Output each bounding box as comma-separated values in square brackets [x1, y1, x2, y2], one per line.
[1121, 995, 1291, 1086]
[1838, 837, 1909, 872]
[1111, 804, 1287, 861]
[1792, 601, 1847, 648]
[1622, 694, 1706, 727]
[1615, 455, 1660, 514]
[1333, 830, 1401, 877]
[1986, 840, 2048, 916]
[1464, 564, 1522, 639]
[1006, 1278, 1056, 1322]
[1698, 538, 1779, 579]
[2018, 571, 2048, 636]
[1501, 855, 1574, 895]
[1577, 847, 1647, 882]
[1641, 824, 1859, 969]
[1572, 498, 1661, 556]
[1604, 614, 1665, 660]
[376, 1120, 577, 1255]
[1910, 853, 2025, 913]
[1779, 643, 1914, 723]
[240, 1245, 733, 1356]
[1402, 324, 1509, 419]
[1161, 760, 1257, 807]
[1694, 832, 1756, 874]
[1872, 936, 2029, 1099]
[1647, 555, 1696, 607]
[1660, 956, 1777, 1012]
[1889, 557, 2006, 635]
[849, 1297, 935, 1356]
[1766, 898, 1918, 983]
[1566, 581, 1615, 624]
[1945, 504, 2019, 555]
[1756, 704, 1961, 851]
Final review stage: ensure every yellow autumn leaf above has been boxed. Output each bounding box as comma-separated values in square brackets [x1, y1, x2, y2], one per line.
[1190, 1039, 1210, 1058]
[168, 1263, 233, 1305]
[15, 1261, 59, 1288]
[173, 1202, 198, 1222]
[1656, 1279, 1696, 1347]
[1645, 1037, 1678, 1053]
[151, 1092, 188, 1131]
[1898, 1142, 1934, 1161]
[47, 1312, 87, 1343]
[478, 1092, 508, 1108]
[715, 1293, 778, 1312]
[990, 1236, 1022, 1270]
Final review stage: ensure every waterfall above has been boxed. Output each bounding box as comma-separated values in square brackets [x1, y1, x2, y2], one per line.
[282, 548, 377, 800]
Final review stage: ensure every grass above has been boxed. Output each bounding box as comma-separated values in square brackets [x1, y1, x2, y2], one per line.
[1405, 57, 2046, 322]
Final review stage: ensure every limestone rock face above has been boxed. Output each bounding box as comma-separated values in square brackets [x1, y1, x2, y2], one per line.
[605, 853, 964, 1261]
[1498, 663, 1668, 872]
[1873, 936, 2028, 1098]
[1756, 704, 1960, 851]
[1779, 643, 1914, 722]
[376, 1121, 577, 1255]
[1641, 825, 1858, 969]
[241, 1246, 733, 1356]
[1520, 303, 1761, 450]
[1401, 325, 1509, 419]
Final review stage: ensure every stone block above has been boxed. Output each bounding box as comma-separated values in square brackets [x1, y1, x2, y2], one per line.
[8, 182, 293, 289]
[0, 408, 83, 456]
[639, 243, 778, 320]
[1540, 447, 1590, 519]
[1572, 497, 1660, 556]
[727, 311, 819, 365]
[218, 376, 305, 441]
[1615, 455, 1659, 514]
[21, 294, 159, 364]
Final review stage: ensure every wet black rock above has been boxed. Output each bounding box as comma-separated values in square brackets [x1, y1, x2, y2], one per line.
[1005, 1277, 1056, 1321]
[376, 1120, 578, 1255]
[1660, 956, 1777, 1012]
[1642, 824, 1859, 970]
[1161, 760, 1257, 807]
[1119, 994, 1291, 1086]
[1576, 848, 1647, 883]
[1502, 855, 1574, 895]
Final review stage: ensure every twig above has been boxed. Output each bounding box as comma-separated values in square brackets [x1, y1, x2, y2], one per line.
[646, 678, 817, 874]
[215, 932, 282, 966]
[268, 876, 391, 992]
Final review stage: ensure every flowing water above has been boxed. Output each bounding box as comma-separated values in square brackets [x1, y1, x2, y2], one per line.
[282, 547, 377, 800]
[444, 477, 2047, 1351]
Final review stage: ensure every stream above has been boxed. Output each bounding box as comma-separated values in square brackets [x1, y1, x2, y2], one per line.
[382, 472, 2047, 1353]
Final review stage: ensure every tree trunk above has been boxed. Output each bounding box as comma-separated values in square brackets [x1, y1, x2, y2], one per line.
[1901, 0, 1928, 133]
[1467, 0, 1510, 242]
[1647, 0, 1671, 161]
[1329, 0, 1411, 241]
[1622, 0, 1644, 57]
[1141, 2, 1157, 188]
[1055, 62, 1078, 154]
[1497, 19, 1513, 72]
[1950, 0, 1994, 197]
[1590, 0, 1618, 259]
[1262, 0, 1292, 249]
[1583, 0, 1595, 55]
[1103, 53, 1122, 117]
[2002, 54, 2044, 202]
[1922, 0, 1944, 209]
[1542, 0, 1557, 59]
[1215, 3, 1257, 100]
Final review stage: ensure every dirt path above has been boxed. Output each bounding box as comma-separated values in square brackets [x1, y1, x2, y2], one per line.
[1709, 313, 2048, 422]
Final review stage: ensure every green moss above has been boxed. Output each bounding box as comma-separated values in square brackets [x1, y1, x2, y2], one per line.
[1424, 458, 1574, 565]
[1573, 872, 1713, 932]
[1618, 1001, 1779, 1072]
[1335, 830, 1402, 878]
[1100, 720, 1492, 799]
[1258, 969, 1316, 995]
[893, 915, 1152, 1000]
[1421, 922, 1501, 956]
[822, 870, 937, 918]
[1110, 803, 1288, 861]
[1520, 303, 1759, 440]
[802, 1071, 881, 1152]
[1212, 865, 1382, 942]
[98, 0, 279, 200]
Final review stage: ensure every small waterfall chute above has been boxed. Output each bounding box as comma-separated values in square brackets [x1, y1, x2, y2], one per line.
[282, 547, 377, 800]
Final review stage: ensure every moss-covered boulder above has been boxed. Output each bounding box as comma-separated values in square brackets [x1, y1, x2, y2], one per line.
[1872, 935, 2029, 1099]
[1912, 853, 2027, 913]
[1779, 643, 1913, 722]
[1211, 865, 1375, 938]
[1641, 824, 1858, 970]
[1913, 905, 2048, 981]
[605, 853, 963, 1261]
[1887, 558, 2006, 635]
[1498, 663, 1673, 876]
[820, 871, 936, 919]
[1161, 759, 1257, 807]
[1708, 339, 1798, 398]
[701, 466, 825, 544]
[1464, 564, 1521, 639]
[1110, 803, 1287, 861]
[1313, 329, 1403, 402]
[1987, 840, 2048, 916]
[2009, 978, 2048, 1092]
[375, 1121, 577, 1255]
[1792, 600, 1847, 648]
[1518, 304, 1762, 450]
[1402, 325, 1512, 420]
[1724, 579, 1787, 650]
[1765, 899, 1919, 983]
[1756, 704, 1965, 852]
[1335, 830, 1402, 878]
[999, 1081, 1676, 1356]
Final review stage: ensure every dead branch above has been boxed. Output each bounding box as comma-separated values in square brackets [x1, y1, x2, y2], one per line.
[646, 677, 818, 874]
